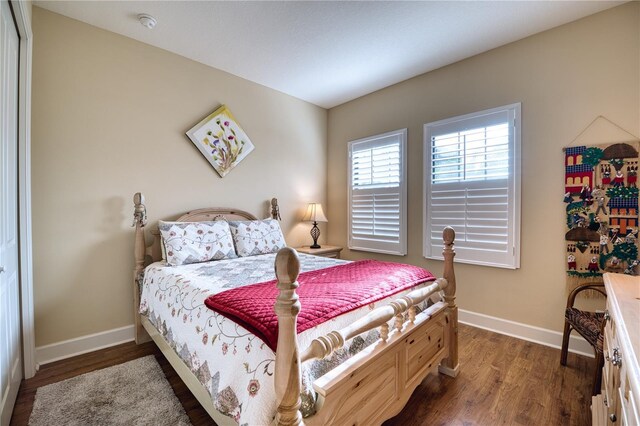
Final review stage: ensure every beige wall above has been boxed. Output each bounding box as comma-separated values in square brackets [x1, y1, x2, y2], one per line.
[327, 3, 639, 332]
[32, 3, 639, 348]
[32, 7, 327, 346]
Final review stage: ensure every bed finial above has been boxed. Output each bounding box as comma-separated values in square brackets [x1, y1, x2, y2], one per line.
[274, 247, 303, 426]
[443, 226, 455, 246]
[271, 197, 282, 220]
[132, 192, 147, 228]
[439, 226, 459, 377]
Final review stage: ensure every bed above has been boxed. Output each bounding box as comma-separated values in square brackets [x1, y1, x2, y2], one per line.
[132, 193, 459, 426]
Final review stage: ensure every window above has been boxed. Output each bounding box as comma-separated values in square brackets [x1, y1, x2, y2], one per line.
[348, 129, 407, 255]
[423, 104, 521, 269]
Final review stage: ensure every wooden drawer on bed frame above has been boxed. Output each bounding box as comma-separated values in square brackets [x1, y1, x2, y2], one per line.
[306, 306, 449, 426]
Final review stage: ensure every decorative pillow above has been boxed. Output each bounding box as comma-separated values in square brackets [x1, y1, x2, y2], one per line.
[228, 219, 286, 257]
[158, 220, 236, 266]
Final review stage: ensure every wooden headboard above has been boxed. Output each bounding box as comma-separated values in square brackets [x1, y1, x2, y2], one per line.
[132, 192, 275, 343]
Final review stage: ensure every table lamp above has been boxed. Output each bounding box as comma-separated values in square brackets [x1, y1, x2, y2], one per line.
[302, 203, 328, 249]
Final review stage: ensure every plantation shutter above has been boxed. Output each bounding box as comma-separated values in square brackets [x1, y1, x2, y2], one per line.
[424, 105, 521, 269]
[349, 129, 407, 255]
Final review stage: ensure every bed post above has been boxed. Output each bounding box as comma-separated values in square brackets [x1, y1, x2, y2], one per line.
[273, 248, 303, 426]
[133, 192, 150, 344]
[271, 198, 281, 220]
[438, 226, 459, 377]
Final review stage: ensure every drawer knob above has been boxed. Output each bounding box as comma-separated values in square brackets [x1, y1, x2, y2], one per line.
[609, 413, 617, 422]
[603, 310, 610, 321]
[611, 348, 622, 367]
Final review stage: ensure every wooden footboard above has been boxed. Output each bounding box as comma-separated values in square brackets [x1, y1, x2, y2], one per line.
[308, 303, 448, 426]
[273, 228, 458, 426]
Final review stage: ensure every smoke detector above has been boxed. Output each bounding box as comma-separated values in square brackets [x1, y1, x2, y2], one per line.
[138, 14, 157, 29]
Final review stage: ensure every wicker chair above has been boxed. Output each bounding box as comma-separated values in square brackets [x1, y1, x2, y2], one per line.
[560, 282, 607, 396]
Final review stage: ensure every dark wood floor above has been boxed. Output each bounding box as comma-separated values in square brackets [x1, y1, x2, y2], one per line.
[10, 324, 593, 426]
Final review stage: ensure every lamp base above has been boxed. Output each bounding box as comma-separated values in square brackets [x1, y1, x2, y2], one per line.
[310, 221, 321, 249]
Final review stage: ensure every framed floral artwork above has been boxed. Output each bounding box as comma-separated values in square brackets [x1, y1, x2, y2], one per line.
[186, 105, 255, 177]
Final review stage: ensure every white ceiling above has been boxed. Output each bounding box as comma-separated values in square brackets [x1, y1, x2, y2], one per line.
[34, 1, 624, 109]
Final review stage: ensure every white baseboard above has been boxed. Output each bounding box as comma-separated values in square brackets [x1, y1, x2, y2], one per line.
[36, 325, 135, 366]
[459, 309, 595, 358]
[34, 311, 593, 366]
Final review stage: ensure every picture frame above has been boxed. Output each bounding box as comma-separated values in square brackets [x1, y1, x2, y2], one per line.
[186, 105, 255, 177]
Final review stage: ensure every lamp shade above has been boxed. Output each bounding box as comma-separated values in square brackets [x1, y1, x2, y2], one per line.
[302, 203, 328, 223]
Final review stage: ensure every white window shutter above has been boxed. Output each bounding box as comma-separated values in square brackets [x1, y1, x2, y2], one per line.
[424, 104, 521, 269]
[348, 129, 407, 255]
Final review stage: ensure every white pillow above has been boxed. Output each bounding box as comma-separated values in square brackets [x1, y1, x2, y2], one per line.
[228, 219, 286, 257]
[158, 220, 236, 266]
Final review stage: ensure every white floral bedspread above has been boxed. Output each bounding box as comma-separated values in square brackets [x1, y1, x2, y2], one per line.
[140, 253, 440, 426]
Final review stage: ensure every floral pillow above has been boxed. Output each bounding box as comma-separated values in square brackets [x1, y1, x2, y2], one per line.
[158, 220, 237, 266]
[228, 219, 286, 257]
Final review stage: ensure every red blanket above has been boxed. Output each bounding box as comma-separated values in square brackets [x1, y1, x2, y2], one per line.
[204, 260, 435, 351]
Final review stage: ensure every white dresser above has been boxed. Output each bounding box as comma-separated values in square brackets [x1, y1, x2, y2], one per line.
[592, 273, 640, 426]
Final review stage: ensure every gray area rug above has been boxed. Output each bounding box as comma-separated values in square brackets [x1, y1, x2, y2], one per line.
[29, 355, 192, 426]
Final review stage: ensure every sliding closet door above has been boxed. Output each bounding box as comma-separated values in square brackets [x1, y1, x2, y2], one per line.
[0, 1, 22, 424]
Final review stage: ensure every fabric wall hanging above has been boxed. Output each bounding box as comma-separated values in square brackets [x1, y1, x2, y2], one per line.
[564, 139, 639, 293]
[186, 105, 255, 178]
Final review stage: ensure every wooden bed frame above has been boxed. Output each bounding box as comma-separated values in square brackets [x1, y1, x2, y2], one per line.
[132, 192, 459, 426]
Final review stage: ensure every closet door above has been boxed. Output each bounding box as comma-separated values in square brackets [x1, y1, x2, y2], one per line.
[0, 1, 22, 424]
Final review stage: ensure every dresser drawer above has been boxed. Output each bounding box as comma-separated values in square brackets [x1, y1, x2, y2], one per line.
[602, 326, 621, 409]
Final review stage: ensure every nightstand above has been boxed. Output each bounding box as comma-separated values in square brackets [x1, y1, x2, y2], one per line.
[296, 245, 343, 259]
